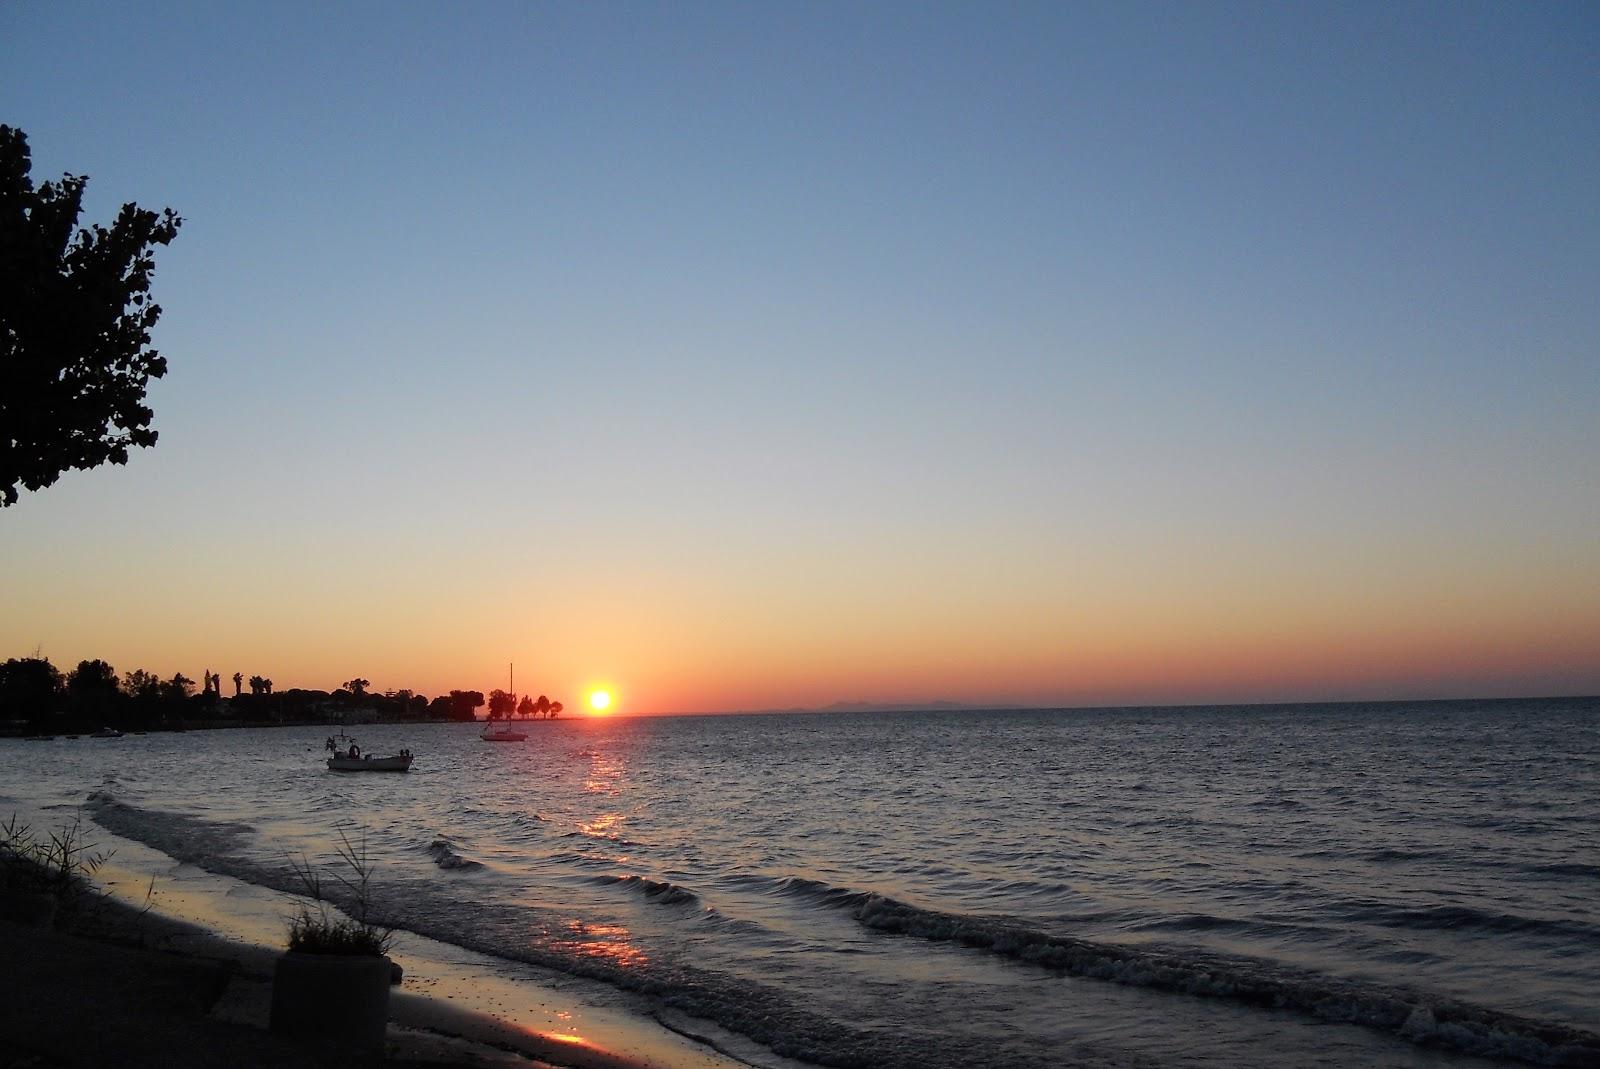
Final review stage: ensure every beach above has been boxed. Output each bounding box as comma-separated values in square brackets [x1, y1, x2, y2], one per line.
[1, 812, 761, 1069]
[3, 703, 1598, 1068]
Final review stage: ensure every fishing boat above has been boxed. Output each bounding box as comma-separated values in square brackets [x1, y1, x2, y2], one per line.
[324, 733, 414, 772]
[327, 752, 414, 772]
[482, 663, 529, 742]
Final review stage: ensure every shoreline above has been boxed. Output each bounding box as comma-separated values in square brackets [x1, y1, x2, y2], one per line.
[1, 716, 522, 737]
[4, 806, 767, 1069]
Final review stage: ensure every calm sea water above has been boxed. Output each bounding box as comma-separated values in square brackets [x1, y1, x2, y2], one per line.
[3, 698, 1597, 1068]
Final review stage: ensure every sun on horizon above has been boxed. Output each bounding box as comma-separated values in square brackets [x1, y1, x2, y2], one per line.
[588, 689, 612, 715]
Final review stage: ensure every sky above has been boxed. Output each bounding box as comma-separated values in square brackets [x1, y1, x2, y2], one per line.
[2, 2, 1597, 714]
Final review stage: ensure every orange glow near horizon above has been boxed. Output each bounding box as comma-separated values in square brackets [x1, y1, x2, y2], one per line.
[3, 530, 1598, 713]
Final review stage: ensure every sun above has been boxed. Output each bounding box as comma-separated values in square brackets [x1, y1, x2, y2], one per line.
[588, 690, 612, 714]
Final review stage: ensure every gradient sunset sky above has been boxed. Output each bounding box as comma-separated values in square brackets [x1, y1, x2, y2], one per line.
[3, 3, 1596, 714]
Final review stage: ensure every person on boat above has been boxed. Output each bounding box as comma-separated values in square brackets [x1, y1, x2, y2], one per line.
[347, 743, 360, 759]
[326, 736, 336, 752]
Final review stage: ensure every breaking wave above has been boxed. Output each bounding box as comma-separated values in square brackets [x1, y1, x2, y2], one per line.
[848, 892, 1600, 1066]
[86, 791, 259, 862]
[592, 873, 700, 906]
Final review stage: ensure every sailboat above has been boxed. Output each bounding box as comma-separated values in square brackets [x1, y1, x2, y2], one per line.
[481, 662, 529, 742]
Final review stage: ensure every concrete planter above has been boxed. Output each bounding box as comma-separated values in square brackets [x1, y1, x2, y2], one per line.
[268, 951, 393, 1049]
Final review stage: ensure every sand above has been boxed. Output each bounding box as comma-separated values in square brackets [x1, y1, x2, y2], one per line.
[0, 846, 759, 1069]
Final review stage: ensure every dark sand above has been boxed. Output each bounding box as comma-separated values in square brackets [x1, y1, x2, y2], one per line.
[0, 885, 746, 1069]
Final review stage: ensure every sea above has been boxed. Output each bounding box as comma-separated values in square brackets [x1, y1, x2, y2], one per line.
[2, 698, 1596, 1068]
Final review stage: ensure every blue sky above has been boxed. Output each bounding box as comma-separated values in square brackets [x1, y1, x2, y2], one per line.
[3, 3, 1596, 709]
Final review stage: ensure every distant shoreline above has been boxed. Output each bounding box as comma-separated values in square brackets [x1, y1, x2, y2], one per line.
[0, 715, 566, 739]
[5, 692, 1594, 738]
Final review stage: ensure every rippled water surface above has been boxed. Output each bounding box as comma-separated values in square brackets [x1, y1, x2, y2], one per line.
[3, 698, 1596, 1067]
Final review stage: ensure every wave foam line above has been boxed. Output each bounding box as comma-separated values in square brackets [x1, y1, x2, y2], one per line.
[852, 894, 1600, 1067]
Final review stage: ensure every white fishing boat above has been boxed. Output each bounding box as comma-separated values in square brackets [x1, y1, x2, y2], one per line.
[324, 733, 414, 772]
[327, 752, 414, 772]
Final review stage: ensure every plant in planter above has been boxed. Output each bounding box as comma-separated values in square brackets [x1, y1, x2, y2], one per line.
[268, 829, 398, 1051]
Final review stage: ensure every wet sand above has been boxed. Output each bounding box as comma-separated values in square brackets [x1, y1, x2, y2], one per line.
[0, 821, 763, 1069]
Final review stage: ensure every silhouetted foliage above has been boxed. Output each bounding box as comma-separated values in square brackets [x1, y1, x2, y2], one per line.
[2, 653, 509, 731]
[0, 125, 183, 506]
[373, 689, 427, 720]
[66, 658, 119, 723]
[343, 678, 370, 699]
[0, 657, 62, 726]
[488, 689, 515, 718]
[115, 667, 170, 729]
[286, 830, 393, 957]
[120, 668, 161, 701]
[1, 813, 114, 924]
[66, 658, 117, 696]
[548, 699, 563, 719]
[162, 673, 194, 708]
[516, 694, 534, 717]
[445, 690, 484, 722]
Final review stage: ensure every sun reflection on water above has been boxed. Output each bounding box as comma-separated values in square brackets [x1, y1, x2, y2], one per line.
[554, 920, 648, 969]
[582, 749, 627, 795]
[579, 811, 626, 840]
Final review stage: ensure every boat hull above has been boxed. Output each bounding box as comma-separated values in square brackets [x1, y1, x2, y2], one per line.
[326, 755, 413, 772]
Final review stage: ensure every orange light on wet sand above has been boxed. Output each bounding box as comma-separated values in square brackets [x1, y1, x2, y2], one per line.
[544, 1033, 591, 1046]
[588, 690, 612, 714]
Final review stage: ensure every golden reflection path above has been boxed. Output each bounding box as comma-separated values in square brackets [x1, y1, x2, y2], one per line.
[550, 919, 650, 969]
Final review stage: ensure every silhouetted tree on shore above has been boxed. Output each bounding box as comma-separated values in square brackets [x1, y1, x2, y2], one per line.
[121, 669, 161, 702]
[67, 659, 119, 723]
[1, 652, 505, 731]
[445, 690, 484, 722]
[0, 657, 63, 727]
[163, 673, 194, 702]
[0, 125, 183, 506]
[376, 689, 428, 720]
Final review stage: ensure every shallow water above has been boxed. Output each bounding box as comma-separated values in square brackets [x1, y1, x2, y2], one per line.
[3, 698, 1596, 1067]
